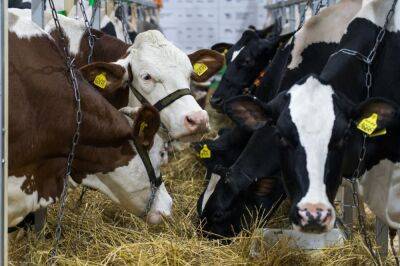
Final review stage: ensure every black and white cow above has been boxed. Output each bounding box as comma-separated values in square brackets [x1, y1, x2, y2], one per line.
[197, 0, 363, 238]
[225, 0, 400, 233]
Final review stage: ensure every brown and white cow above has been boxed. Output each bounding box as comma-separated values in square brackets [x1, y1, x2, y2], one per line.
[34, 10, 224, 142]
[8, 10, 172, 227]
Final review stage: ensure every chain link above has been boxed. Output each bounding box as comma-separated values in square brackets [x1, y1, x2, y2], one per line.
[78, 0, 100, 64]
[47, 0, 82, 262]
[336, 0, 398, 264]
[117, 0, 133, 44]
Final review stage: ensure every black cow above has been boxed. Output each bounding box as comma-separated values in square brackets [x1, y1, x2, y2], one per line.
[210, 29, 293, 111]
[197, 0, 363, 238]
[225, 0, 400, 233]
[9, 0, 31, 9]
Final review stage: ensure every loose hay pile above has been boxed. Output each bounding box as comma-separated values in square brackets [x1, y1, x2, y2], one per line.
[9, 108, 399, 265]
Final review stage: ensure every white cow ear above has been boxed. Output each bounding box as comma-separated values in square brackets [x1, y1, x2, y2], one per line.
[80, 62, 126, 93]
[188, 49, 225, 82]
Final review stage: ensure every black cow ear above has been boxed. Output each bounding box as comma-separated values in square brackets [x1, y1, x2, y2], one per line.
[224, 96, 272, 131]
[354, 98, 400, 134]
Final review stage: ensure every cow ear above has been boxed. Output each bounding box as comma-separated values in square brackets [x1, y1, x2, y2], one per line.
[133, 105, 160, 149]
[354, 98, 400, 134]
[211, 43, 233, 55]
[224, 96, 272, 131]
[188, 49, 225, 82]
[80, 62, 126, 94]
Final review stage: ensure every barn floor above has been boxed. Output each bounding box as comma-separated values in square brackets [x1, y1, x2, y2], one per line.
[8, 104, 399, 265]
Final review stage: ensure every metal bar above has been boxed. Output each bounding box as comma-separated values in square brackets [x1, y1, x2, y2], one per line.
[92, 0, 101, 30]
[375, 218, 389, 259]
[0, 0, 8, 263]
[267, 0, 309, 10]
[123, 0, 156, 8]
[342, 180, 354, 231]
[31, 0, 45, 28]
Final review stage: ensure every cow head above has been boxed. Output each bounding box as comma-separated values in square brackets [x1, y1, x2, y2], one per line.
[225, 75, 400, 233]
[210, 30, 292, 111]
[81, 30, 224, 142]
[79, 105, 172, 224]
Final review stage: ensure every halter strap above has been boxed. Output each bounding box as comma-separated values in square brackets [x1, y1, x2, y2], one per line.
[132, 137, 163, 215]
[130, 86, 191, 112]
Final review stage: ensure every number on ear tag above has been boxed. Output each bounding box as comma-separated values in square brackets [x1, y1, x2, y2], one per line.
[357, 113, 378, 135]
[139, 121, 148, 136]
[94, 72, 107, 89]
[194, 63, 208, 76]
[199, 144, 211, 159]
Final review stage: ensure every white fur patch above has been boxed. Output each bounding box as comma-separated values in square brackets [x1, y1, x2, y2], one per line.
[287, 0, 362, 69]
[44, 14, 86, 55]
[201, 173, 221, 212]
[289, 76, 335, 209]
[8, 176, 54, 227]
[9, 9, 47, 39]
[356, 0, 400, 33]
[231, 46, 245, 62]
[81, 135, 172, 221]
[126, 30, 206, 139]
[359, 160, 400, 229]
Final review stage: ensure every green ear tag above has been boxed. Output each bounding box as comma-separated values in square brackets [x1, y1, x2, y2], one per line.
[94, 72, 107, 89]
[199, 144, 211, 159]
[357, 113, 378, 135]
[194, 63, 208, 76]
[139, 121, 148, 136]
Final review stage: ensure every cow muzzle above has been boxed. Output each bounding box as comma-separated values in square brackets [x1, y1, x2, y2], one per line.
[295, 203, 334, 233]
[183, 110, 210, 135]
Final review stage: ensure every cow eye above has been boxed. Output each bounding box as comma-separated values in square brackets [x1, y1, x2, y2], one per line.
[141, 73, 152, 81]
[276, 133, 293, 148]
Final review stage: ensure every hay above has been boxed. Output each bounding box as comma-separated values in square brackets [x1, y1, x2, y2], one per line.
[8, 101, 399, 265]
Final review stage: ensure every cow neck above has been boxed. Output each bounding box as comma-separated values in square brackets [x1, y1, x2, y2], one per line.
[320, 18, 400, 104]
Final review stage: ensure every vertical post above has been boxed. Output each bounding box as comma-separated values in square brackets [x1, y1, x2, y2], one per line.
[31, 0, 45, 28]
[92, 0, 101, 30]
[375, 218, 389, 259]
[0, 0, 8, 263]
[342, 180, 354, 230]
[289, 5, 295, 32]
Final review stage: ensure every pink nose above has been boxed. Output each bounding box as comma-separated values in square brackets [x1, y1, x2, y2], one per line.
[298, 203, 333, 230]
[184, 110, 209, 134]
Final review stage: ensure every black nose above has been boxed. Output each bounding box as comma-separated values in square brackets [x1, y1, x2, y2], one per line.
[210, 96, 223, 110]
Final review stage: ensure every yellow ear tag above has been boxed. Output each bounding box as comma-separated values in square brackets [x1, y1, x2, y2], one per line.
[194, 63, 208, 76]
[139, 121, 148, 136]
[199, 145, 211, 159]
[94, 72, 107, 90]
[357, 113, 378, 135]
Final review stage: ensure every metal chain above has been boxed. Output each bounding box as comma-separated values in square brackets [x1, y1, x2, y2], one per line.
[47, 0, 82, 262]
[337, 0, 398, 264]
[78, 0, 100, 64]
[117, 0, 133, 44]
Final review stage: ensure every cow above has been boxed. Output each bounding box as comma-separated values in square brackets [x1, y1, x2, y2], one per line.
[196, 0, 363, 238]
[209, 29, 293, 111]
[224, 0, 400, 233]
[9, 0, 31, 9]
[30, 10, 224, 142]
[210, 0, 362, 111]
[8, 10, 173, 228]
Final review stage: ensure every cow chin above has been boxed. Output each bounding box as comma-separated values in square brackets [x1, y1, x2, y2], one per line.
[292, 212, 335, 234]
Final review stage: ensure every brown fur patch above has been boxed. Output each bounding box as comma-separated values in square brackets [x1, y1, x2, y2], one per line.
[133, 105, 160, 149]
[188, 49, 225, 82]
